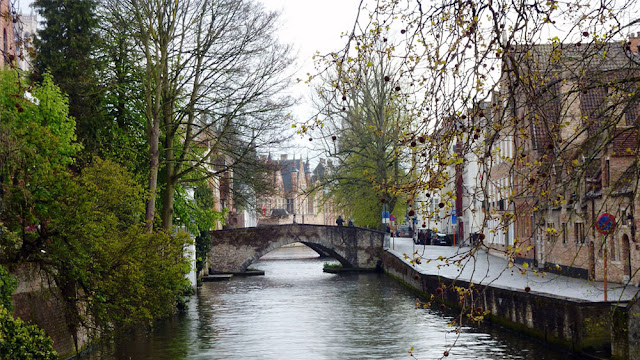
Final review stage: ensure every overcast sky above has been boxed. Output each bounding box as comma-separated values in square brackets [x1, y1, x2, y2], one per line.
[260, 0, 361, 115]
[259, 0, 361, 155]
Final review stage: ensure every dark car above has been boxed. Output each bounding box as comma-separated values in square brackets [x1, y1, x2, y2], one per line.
[433, 233, 452, 246]
[396, 225, 413, 238]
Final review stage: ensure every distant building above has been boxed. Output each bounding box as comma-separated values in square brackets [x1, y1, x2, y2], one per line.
[257, 155, 338, 226]
[15, 11, 37, 71]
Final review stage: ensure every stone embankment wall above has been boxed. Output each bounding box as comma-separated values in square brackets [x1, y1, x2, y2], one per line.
[10, 263, 88, 359]
[382, 252, 627, 358]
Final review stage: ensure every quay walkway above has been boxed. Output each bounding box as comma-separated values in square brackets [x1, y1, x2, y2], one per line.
[386, 237, 639, 303]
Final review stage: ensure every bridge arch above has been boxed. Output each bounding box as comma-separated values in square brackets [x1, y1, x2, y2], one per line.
[208, 224, 384, 273]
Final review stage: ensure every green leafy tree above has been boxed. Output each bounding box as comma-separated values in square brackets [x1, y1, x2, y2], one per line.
[96, 4, 148, 179]
[314, 54, 412, 228]
[0, 266, 17, 312]
[0, 71, 191, 339]
[40, 159, 192, 334]
[332, 156, 408, 228]
[0, 71, 80, 262]
[33, 0, 106, 158]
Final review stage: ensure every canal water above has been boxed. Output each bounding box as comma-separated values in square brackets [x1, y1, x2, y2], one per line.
[88, 245, 571, 359]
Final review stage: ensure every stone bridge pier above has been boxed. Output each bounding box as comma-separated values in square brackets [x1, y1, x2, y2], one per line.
[208, 224, 385, 273]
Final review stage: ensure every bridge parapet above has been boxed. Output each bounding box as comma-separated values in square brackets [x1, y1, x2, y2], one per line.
[208, 224, 384, 273]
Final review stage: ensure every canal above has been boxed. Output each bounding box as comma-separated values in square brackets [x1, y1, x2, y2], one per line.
[87, 245, 571, 359]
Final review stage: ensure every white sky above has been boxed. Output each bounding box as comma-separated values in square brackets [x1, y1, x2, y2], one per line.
[258, 0, 361, 156]
[258, 0, 362, 155]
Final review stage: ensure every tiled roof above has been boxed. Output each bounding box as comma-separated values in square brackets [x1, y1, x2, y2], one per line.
[277, 159, 304, 193]
[531, 81, 561, 154]
[580, 84, 608, 137]
[611, 128, 638, 157]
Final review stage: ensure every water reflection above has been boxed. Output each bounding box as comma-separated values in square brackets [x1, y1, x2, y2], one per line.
[87, 245, 569, 359]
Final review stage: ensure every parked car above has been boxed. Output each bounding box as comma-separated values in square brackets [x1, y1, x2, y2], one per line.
[433, 233, 452, 246]
[396, 225, 413, 238]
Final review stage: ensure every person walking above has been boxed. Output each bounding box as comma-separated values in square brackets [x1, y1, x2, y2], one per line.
[347, 219, 354, 227]
[336, 215, 344, 226]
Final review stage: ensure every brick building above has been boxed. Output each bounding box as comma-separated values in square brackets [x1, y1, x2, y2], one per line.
[0, 0, 16, 68]
[494, 36, 640, 284]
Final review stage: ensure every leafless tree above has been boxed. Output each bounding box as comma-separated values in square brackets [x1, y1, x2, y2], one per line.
[103, 0, 295, 231]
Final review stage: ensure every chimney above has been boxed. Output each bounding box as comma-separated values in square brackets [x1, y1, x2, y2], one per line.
[319, 159, 326, 165]
[280, 154, 288, 161]
[327, 160, 333, 167]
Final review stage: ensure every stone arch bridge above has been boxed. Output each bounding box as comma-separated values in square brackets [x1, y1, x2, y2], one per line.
[208, 224, 385, 273]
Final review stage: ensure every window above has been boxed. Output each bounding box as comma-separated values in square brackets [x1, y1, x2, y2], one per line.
[547, 222, 555, 242]
[286, 198, 294, 214]
[562, 223, 567, 244]
[505, 225, 510, 246]
[307, 198, 314, 214]
[575, 222, 585, 244]
[3, 29, 7, 61]
[610, 236, 616, 261]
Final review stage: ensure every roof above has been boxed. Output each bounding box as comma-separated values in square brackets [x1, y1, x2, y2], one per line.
[312, 162, 326, 182]
[271, 208, 289, 217]
[611, 128, 638, 157]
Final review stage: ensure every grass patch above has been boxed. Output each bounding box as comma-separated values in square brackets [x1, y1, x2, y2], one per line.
[323, 262, 342, 269]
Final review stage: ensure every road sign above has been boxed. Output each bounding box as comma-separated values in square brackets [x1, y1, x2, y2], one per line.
[451, 209, 457, 225]
[390, 214, 396, 222]
[596, 213, 616, 235]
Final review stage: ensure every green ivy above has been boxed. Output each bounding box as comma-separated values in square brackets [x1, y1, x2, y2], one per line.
[0, 306, 57, 360]
[0, 266, 57, 359]
[0, 266, 17, 312]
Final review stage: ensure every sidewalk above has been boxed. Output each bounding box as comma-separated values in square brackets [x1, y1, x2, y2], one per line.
[386, 237, 639, 303]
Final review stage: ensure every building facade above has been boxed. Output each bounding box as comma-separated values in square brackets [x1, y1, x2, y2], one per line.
[495, 37, 640, 284]
[0, 0, 15, 68]
[257, 155, 338, 226]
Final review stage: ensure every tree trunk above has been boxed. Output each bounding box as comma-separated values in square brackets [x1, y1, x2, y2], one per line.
[161, 176, 176, 231]
[145, 120, 160, 232]
[161, 127, 176, 230]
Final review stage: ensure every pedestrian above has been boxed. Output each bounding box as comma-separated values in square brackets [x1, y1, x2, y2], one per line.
[293, 214, 297, 224]
[336, 215, 344, 226]
[348, 219, 354, 227]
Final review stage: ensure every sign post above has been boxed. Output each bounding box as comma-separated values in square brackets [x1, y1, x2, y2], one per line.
[596, 213, 616, 302]
[390, 214, 396, 250]
[451, 210, 457, 247]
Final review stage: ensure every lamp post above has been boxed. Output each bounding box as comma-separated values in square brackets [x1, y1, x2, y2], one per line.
[627, 213, 634, 280]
